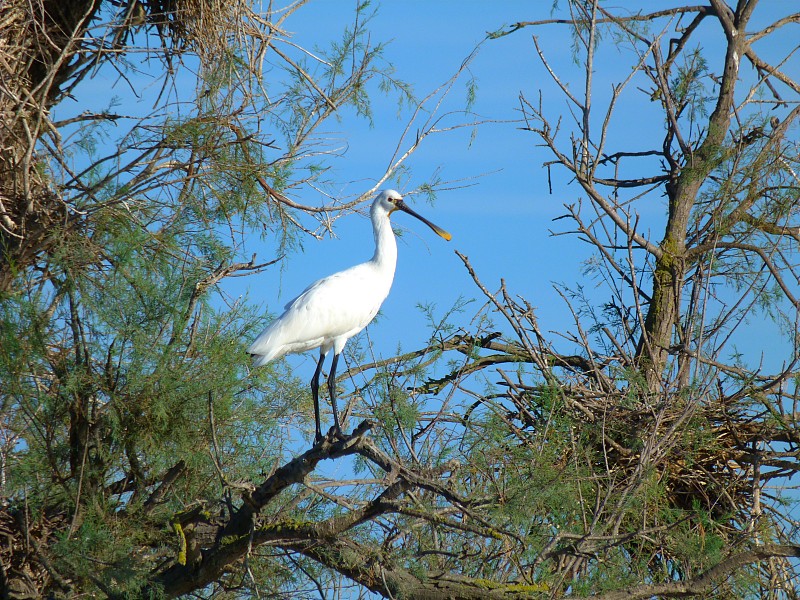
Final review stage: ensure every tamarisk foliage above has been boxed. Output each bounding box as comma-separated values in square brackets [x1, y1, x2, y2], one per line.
[2, 1, 800, 598]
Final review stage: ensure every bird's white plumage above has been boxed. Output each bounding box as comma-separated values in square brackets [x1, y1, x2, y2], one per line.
[248, 190, 401, 366]
[248, 188, 450, 442]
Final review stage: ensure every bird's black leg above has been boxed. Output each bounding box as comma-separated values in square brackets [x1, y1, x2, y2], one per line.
[327, 353, 343, 437]
[311, 353, 326, 444]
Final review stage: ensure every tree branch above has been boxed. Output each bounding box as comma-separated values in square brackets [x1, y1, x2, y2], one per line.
[592, 544, 800, 600]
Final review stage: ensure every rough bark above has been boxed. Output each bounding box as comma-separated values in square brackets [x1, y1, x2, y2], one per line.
[636, 0, 752, 389]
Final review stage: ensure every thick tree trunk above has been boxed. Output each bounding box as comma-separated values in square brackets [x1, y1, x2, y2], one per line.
[636, 1, 748, 390]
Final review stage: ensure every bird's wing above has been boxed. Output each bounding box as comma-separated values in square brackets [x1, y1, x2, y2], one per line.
[249, 263, 389, 362]
[283, 276, 329, 311]
[286, 265, 385, 334]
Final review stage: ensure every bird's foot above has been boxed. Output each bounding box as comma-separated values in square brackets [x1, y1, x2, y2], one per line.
[313, 422, 373, 448]
[329, 425, 346, 441]
[313, 427, 343, 446]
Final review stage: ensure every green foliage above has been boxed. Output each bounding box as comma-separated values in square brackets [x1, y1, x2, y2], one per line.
[5, 1, 800, 598]
[670, 47, 711, 124]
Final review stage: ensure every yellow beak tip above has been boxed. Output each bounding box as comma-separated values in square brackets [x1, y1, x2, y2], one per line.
[440, 231, 452, 242]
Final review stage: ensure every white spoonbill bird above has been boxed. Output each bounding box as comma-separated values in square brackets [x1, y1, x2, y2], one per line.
[248, 189, 452, 443]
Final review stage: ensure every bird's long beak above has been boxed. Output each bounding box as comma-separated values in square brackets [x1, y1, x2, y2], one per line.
[395, 200, 452, 241]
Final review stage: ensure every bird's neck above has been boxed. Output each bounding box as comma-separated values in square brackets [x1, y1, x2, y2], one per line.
[370, 209, 398, 271]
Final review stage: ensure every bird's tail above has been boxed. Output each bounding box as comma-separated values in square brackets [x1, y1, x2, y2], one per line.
[247, 325, 287, 367]
[249, 352, 277, 368]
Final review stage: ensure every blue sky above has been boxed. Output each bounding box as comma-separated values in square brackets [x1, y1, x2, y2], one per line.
[54, 1, 798, 378]
[231, 3, 775, 361]
[217, 1, 797, 378]
[50, 1, 575, 380]
[230, 2, 585, 371]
